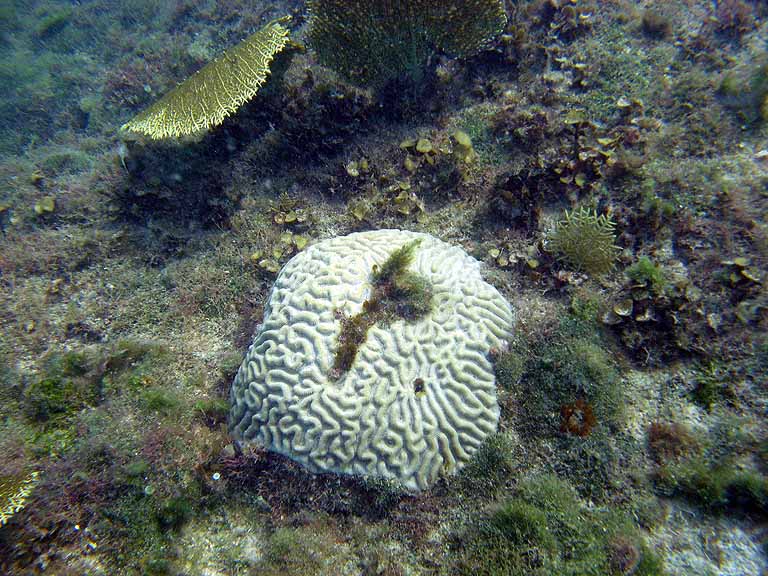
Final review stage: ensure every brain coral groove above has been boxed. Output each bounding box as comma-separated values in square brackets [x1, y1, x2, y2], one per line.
[229, 229, 515, 491]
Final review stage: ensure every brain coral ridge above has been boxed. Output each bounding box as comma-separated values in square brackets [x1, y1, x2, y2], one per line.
[229, 229, 515, 491]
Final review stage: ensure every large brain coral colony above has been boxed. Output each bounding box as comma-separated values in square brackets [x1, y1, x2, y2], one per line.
[229, 230, 515, 491]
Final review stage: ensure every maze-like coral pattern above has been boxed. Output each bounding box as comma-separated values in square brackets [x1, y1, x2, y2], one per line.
[229, 230, 515, 491]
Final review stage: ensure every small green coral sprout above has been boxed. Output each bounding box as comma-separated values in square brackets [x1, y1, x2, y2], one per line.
[546, 207, 620, 276]
[1, 471, 39, 526]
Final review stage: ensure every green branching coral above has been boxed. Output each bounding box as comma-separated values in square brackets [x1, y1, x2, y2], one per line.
[121, 18, 292, 139]
[1, 471, 39, 526]
[306, 0, 507, 88]
[546, 207, 620, 276]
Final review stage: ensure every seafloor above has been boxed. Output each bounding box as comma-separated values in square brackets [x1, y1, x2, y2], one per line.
[0, 1, 766, 575]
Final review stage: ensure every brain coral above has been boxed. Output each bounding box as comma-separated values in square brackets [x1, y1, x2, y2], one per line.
[229, 229, 515, 491]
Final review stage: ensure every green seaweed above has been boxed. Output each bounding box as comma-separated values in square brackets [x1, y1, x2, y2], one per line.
[155, 495, 193, 532]
[333, 240, 433, 377]
[626, 257, 666, 294]
[658, 460, 767, 515]
[141, 389, 181, 414]
[459, 432, 517, 495]
[451, 474, 665, 576]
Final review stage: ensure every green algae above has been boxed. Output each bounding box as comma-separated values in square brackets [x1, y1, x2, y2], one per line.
[626, 257, 667, 294]
[499, 318, 623, 438]
[657, 459, 768, 515]
[254, 522, 347, 576]
[458, 432, 518, 495]
[450, 474, 665, 576]
[493, 309, 632, 501]
[333, 240, 433, 376]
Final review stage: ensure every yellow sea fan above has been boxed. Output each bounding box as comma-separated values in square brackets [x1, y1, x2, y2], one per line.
[0, 470, 39, 526]
[121, 18, 291, 139]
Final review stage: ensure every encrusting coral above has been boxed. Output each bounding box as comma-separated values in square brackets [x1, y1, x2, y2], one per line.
[306, 0, 508, 87]
[229, 230, 515, 491]
[121, 18, 292, 139]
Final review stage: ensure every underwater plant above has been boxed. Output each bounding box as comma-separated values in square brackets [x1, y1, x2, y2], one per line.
[546, 206, 620, 276]
[451, 474, 665, 575]
[306, 0, 507, 88]
[121, 18, 292, 139]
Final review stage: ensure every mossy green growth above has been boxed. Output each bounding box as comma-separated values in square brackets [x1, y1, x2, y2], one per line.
[719, 62, 768, 123]
[155, 495, 193, 532]
[369, 239, 433, 319]
[100, 491, 169, 571]
[122, 459, 150, 483]
[254, 523, 344, 575]
[690, 362, 730, 411]
[490, 498, 554, 544]
[141, 389, 181, 414]
[102, 339, 166, 374]
[34, 7, 72, 40]
[494, 315, 626, 500]
[101, 339, 167, 394]
[355, 475, 404, 517]
[641, 182, 675, 226]
[459, 432, 517, 495]
[505, 322, 622, 437]
[193, 397, 229, 424]
[0, 353, 18, 407]
[657, 460, 767, 515]
[451, 474, 665, 576]
[24, 349, 101, 423]
[24, 377, 78, 422]
[569, 289, 604, 326]
[143, 557, 172, 576]
[626, 257, 666, 294]
[334, 240, 433, 376]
